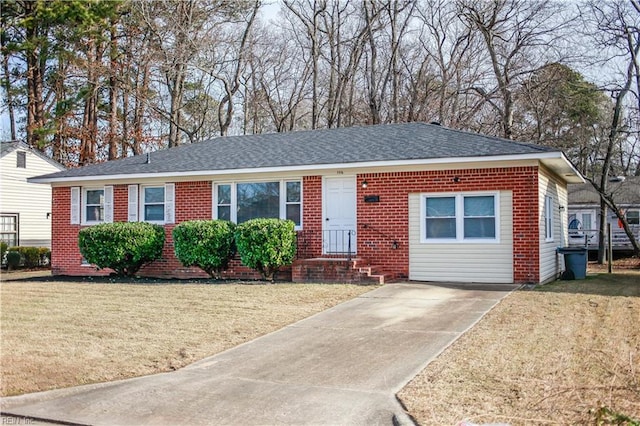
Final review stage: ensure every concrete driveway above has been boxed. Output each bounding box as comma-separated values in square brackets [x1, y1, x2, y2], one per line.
[1, 282, 517, 425]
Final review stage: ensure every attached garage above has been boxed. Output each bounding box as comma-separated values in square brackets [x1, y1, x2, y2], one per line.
[408, 191, 514, 283]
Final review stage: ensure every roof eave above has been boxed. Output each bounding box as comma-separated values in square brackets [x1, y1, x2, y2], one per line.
[29, 151, 582, 184]
[540, 152, 585, 184]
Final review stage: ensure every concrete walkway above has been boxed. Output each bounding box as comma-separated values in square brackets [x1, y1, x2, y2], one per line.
[1, 282, 518, 426]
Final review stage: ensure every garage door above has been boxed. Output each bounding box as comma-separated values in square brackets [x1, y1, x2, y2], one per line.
[408, 191, 514, 283]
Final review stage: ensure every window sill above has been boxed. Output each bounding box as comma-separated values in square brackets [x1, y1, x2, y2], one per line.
[81, 221, 104, 226]
[421, 238, 500, 244]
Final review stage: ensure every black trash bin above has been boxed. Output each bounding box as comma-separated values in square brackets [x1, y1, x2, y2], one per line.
[557, 247, 588, 280]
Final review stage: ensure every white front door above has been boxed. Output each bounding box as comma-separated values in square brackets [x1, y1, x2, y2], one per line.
[323, 176, 357, 254]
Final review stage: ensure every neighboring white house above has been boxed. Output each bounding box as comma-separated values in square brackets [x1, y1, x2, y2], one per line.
[0, 141, 65, 248]
[568, 176, 640, 250]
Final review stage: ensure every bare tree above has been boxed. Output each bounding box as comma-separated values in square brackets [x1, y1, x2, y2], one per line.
[245, 24, 312, 132]
[283, 0, 326, 129]
[582, 0, 640, 259]
[458, 0, 571, 139]
[410, 0, 484, 127]
[211, 0, 260, 136]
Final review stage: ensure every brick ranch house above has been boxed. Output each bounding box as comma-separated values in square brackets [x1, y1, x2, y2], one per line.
[31, 122, 583, 284]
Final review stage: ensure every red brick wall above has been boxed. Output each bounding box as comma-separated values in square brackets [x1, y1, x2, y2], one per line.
[51, 167, 541, 283]
[299, 167, 540, 283]
[298, 176, 323, 258]
[51, 187, 87, 276]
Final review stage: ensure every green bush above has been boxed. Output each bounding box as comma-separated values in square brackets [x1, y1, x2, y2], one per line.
[20, 246, 41, 268]
[0, 242, 7, 261]
[6, 251, 21, 270]
[235, 218, 297, 282]
[2, 246, 50, 268]
[173, 220, 236, 279]
[78, 222, 165, 277]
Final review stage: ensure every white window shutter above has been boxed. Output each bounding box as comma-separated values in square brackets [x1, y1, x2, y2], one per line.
[128, 185, 138, 222]
[70, 187, 80, 224]
[104, 185, 114, 223]
[164, 183, 175, 224]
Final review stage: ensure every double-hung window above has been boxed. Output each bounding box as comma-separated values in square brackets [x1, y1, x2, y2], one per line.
[285, 181, 301, 226]
[214, 180, 302, 228]
[425, 197, 456, 239]
[83, 188, 104, 223]
[0, 214, 19, 246]
[544, 196, 554, 241]
[142, 186, 165, 222]
[464, 195, 497, 239]
[422, 192, 499, 243]
[627, 210, 639, 225]
[73, 186, 112, 225]
[126, 184, 174, 224]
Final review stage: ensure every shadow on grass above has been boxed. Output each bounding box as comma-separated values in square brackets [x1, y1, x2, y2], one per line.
[535, 271, 640, 297]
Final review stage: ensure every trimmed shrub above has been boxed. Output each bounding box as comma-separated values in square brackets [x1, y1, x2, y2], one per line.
[20, 246, 41, 268]
[6, 251, 21, 270]
[173, 220, 236, 279]
[4, 246, 51, 267]
[78, 222, 165, 277]
[235, 218, 296, 282]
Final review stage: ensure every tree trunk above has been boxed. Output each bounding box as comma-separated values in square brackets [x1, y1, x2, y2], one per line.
[168, 67, 185, 147]
[1, 29, 16, 141]
[108, 18, 119, 160]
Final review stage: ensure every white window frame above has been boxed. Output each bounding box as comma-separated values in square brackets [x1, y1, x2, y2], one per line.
[213, 179, 303, 230]
[283, 180, 302, 227]
[544, 196, 554, 242]
[0, 213, 19, 246]
[81, 187, 105, 225]
[140, 185, 166, 224]
[420, 192, 500, 244]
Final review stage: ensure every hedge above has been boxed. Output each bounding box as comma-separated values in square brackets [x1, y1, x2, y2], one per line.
[4, 246, 51, 268]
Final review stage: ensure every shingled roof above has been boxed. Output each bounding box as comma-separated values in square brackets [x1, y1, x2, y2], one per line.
[1, 140, 65, 170]
[30, 122, 579, 183]
[569, 177, 640, 206]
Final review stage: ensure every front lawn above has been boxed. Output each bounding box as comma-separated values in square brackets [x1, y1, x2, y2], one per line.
[0, 281, 373, 396]
[399, 270, 640, 425]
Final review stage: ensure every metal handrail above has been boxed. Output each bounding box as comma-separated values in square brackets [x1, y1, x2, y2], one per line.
[296, 229, 356, 261]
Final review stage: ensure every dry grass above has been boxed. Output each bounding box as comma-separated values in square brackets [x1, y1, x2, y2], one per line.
[0, 281, 373, 396]
[399, 269, 640, 425]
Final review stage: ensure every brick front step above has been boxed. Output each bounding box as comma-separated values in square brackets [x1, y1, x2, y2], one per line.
[292, 258, 394, 284]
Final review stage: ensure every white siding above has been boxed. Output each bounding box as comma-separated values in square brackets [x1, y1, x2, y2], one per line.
[0, 149, 63, 247]
[409, 191, 514, 283]
[539, 168, 568, 283]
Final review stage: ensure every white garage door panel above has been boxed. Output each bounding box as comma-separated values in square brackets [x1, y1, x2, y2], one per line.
[408, 192, 514, 283]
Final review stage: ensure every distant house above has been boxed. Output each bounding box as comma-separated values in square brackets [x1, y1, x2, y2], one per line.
[30, 122, 583, 284]
[568, 176, 640, 250]
[0, 141, 65, 248]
